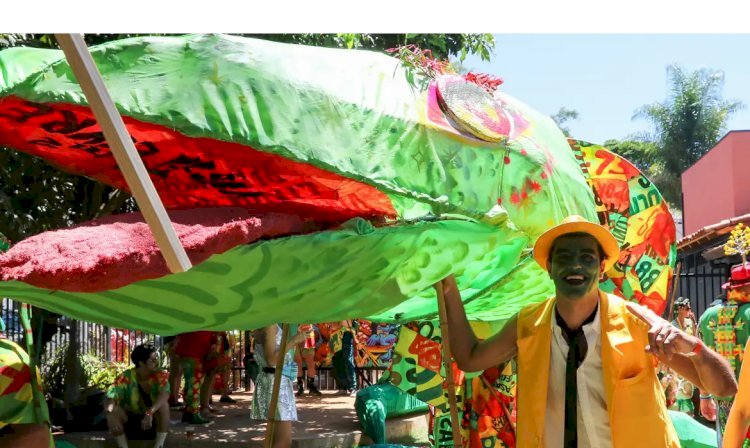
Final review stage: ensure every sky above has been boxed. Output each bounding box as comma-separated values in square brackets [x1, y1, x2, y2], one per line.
[464, 35, 750, 144]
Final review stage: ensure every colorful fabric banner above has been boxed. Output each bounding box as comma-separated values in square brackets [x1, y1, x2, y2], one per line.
[568, 140, 677, 314]
[390, 323, 516, 447]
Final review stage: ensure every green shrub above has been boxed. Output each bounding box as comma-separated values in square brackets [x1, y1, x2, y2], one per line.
[42, 343, 129, 399]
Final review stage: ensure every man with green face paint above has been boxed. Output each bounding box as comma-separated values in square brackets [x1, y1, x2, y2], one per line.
[440, 215, 737, 448]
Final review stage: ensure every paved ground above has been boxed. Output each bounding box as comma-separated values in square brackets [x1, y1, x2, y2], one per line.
[56, 390, 429, 447]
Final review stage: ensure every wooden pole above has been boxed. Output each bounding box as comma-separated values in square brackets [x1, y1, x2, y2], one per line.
[264, 324, 291, 448]
[55, 34, 191, 274]
[666, 262, 683, 322]
[480, 375, 516, 439]
[435, 282, 463, 448]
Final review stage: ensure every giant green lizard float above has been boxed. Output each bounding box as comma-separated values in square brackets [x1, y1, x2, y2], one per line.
[0, 34, 675, 334]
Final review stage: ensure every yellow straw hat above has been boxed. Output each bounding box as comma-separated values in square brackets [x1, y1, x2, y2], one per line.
[533, 215, 620, 272]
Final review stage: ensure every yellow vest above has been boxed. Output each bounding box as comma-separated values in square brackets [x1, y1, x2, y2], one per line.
[515, 292, 680, 447]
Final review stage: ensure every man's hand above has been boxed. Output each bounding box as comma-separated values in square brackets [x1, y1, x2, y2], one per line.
[700, 397, 717, 422]
[625, 302, 698, 360]
[438, 275, 460, 301]
[106, 405, 124, 433]
[141, 413, 153, 430]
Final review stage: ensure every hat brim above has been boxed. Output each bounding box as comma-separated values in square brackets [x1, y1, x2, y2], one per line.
[533, 220, 620, 272]
[722, 279, 750, 290]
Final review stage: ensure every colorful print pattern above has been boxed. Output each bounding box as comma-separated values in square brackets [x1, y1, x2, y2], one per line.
[0, 337, 53, 446]
[106, 368, 169, 414]
[390, 323, 515, 447]
[177, 358, 205, 414]
[0, 338, 50, 428]
[700, 300, 750, 445]
[568, 139, 677, 315]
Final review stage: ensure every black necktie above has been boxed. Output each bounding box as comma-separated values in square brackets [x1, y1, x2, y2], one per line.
[555, 305, 598, 448]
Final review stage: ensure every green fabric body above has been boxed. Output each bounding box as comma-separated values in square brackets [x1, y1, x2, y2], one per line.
[668, 410, 717, 448]
[1, 220, 528, 333]
[0, 35, 595, 229]
[355, 383, 428, 444]
[0, 35, 598, 331]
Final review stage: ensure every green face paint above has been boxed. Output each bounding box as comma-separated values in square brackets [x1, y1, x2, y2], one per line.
[548, 235, 603, 300]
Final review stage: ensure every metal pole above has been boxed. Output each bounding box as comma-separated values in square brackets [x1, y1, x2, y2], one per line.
[54, 34, 191, 274]
[435, 282, 463, 448]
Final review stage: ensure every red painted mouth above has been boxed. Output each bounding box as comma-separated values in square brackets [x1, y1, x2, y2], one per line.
[0, 97, 397, 224]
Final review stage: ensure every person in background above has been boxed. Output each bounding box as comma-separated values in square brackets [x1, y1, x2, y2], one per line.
[243, 333, 259, 392]
[0, 316, 54, 447]
[724, 343, 750, 447]
[251, 324, 311, 448]
[175, 331, 216, 424]
[162, 335, 181, 409]
[294, 324, 321, 396]
[669, 297, 698, 416]
[699, 262, 750, 446]
[331, 320, 358, 396]
[205, 332, 236, 407]
[104, 344, 169, 448]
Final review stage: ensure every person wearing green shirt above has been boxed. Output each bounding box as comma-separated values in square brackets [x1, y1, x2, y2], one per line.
[699, 262, 750, 448]
[104, 344, 170, 448]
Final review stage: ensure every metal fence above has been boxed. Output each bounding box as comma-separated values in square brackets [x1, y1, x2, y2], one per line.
[1, 298, 163, 364]
[676, 250, 731, 320]
[1, 299, 378, 392]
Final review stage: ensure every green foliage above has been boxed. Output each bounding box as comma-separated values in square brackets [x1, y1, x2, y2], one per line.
[1, 33, 495, 62]
[634, 64, 744, 206]
[242, 33, 495, 62]
[603, 139, 658, 174]
[0, 150, 136, 243]
[42, 343, 130, 398]
[550, 107, 580, 137]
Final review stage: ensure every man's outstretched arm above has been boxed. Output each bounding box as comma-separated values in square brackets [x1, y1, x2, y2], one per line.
[439, 275, 518, 373]
[626, 302, 738, 397]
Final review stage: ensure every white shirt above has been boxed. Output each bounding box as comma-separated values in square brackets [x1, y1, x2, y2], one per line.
[543, 305, 613, 448]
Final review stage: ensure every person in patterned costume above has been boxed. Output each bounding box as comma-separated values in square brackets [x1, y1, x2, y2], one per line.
[699, 262, 750, 447]
[669, 297, 698, 415]
[174, 331, 216, 424]
[0, 316, 54, 447]
[104, 344, 170, 448]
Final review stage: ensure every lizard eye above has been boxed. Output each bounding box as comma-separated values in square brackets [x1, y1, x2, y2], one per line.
[436, 74, 512, 143]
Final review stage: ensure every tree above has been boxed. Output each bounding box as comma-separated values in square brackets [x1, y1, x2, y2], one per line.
[1, 33, 494, 62]
[634, 64, 744, 206]
[550, 107, 579, 137]
[603, 139, 658, 174]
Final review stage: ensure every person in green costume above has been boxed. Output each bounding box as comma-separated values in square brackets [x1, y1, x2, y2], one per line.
[699, 262, 750, 447]
[104, 344, 170, 448]
[0, 316, 54, 447]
